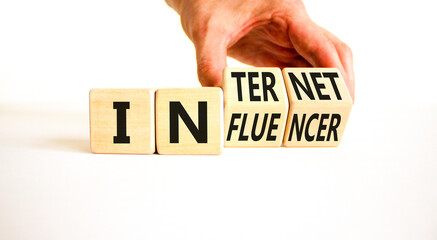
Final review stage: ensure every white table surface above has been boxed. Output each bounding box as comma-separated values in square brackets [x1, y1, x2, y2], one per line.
[1, 101, 436, 240]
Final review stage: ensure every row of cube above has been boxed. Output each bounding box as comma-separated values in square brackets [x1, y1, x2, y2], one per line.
[90, 67, 353, 155]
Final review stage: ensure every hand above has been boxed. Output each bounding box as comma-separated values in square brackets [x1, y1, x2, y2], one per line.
[166, 0, 355, 101]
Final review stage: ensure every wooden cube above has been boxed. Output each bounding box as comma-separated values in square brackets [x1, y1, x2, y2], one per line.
[155, 88, 223, 155]
[222, 67, 289, 147]
[282, 68, 353, 147]
[89, 89, 155, 154]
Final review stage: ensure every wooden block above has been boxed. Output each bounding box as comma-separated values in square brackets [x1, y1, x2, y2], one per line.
[222, 67, 289, 147]
[155, 88, 223, 155]
[89, 89, 155, 154]
[282, 68, 353, 147]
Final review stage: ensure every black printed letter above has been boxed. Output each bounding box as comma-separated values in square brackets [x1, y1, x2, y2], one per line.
[169, 101, 208, 143]
[113, 102, 130, 144]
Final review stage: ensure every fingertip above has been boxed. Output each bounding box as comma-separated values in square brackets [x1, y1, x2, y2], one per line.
[197, 60, 224, 87]
[194, 33, 228, 87]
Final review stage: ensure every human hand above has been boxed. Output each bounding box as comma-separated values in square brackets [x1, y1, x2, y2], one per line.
[165, 0, 355, 101]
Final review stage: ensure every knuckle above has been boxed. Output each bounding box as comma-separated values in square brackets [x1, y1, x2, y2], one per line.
[197, 58, 216, 76]
[197, 59, 220, 86]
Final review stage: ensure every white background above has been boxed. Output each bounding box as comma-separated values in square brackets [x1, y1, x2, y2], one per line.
[1, 0, 437, 239]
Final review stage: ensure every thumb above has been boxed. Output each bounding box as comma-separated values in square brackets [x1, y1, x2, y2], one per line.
[195, 34, 228, 87]
[287, 14, 343, 71]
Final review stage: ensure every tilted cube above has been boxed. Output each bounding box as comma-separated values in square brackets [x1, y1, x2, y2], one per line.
[223, 67, 289, 147]
[282, 68, 353, 147]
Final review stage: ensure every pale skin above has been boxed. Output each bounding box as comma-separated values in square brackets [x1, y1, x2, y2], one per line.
[165, 0, 355, 101]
